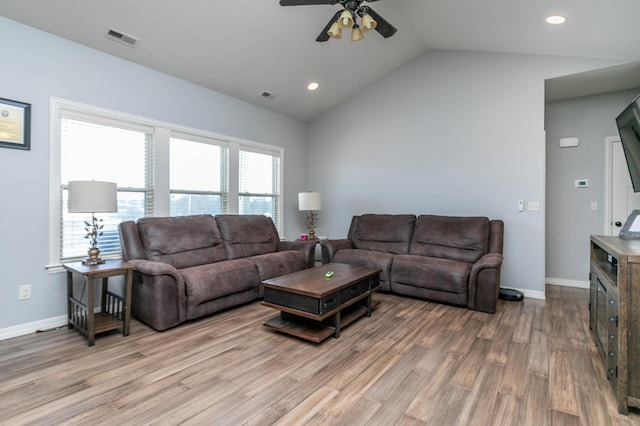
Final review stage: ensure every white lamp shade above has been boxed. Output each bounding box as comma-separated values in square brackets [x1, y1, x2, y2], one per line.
[68, 181, 118, 213]
[299, 192, 322, 211]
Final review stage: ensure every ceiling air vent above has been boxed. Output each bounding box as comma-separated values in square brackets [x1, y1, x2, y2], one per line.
[105, 28, 139, 47]
[260, 91, 275, 101]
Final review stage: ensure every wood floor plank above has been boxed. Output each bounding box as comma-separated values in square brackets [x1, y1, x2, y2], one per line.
[1, 286, 640, 425]
[491, 393, 523, 426]
[499, 341, 530, 398]
[522, 373, 550, 426]
[451, 337, 491, 389]
[457, 362, 504, 425]
[405, 353, 464, 421]
[528, 329, 550, 377]
[487, 324, 515, 366]
[549, 349, 580, 416]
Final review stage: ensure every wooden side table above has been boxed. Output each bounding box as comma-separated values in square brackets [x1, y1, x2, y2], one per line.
[62, 260, 135, 346]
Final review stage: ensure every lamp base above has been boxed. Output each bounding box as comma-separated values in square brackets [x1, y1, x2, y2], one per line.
[82, 258, 106, 265]
[82, 247, 105, 265]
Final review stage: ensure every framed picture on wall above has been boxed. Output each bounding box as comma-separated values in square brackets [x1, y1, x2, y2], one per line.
[0, 97, 31, 150]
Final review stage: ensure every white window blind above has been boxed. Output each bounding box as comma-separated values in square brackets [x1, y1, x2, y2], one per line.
[59, 117, 153, 260]
[239, 148, 281, 228]
[169, 135, 229, 216]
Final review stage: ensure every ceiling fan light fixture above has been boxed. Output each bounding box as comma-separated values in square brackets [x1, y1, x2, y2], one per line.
[327, 21, 342, 39]
[361, 14, 377, 33]
[351, 24, 364, 42]
[338, 10, 354, 30]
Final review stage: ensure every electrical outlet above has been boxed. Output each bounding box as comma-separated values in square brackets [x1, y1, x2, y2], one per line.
[18, 284, 31, 300]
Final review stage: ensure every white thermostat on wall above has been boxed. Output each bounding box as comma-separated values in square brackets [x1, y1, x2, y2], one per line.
[575, 179, 589, 188]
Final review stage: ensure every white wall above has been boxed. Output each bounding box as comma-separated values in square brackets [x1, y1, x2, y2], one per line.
[545, 89, 640, 285]
[307, 49, 622, 296]
[0, 17, 308, 332]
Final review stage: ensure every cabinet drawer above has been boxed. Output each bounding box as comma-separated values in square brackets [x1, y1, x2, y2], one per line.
[319, 294, 339, 314]
[338, 281, 369, 305]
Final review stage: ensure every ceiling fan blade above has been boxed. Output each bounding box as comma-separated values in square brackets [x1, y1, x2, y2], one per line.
[279, 0, 336, 6]
[366, 7, 397, 38]
[316, 10, 342, 42]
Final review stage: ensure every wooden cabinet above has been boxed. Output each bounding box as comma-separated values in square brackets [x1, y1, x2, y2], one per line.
[590, 235, 640, 414]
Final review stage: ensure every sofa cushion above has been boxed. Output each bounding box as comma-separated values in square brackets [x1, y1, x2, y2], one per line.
[137, 215, 227, 269]
[352, 214, 416, 254]
[334, 248, 395, 291]
[409, 215, 489, 263]
[215, 215, 279, 259]
[391, 254, 471, 295]
[250, 251, 308, 282]
[180, 259, 259, 306]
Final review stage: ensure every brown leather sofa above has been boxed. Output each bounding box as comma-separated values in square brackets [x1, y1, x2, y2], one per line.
[119, 214, 316, 330]
[320, 214, 504, 313]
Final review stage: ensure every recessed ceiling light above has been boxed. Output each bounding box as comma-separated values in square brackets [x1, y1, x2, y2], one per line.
[546, 15, 567, 25]
[307, 82, 319, 91]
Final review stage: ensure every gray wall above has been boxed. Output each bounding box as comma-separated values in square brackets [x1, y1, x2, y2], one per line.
[545, 89, 640, 284]
[307, 49, 622, 296]
[0, 17, 309, 331]
[0, 16, 629, 334]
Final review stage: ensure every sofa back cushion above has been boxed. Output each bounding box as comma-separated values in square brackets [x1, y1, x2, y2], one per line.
[410, 215, 489, 263]
[350, 214, 416, 254]
[215, 215, 279, 259]
[137, 215, 227, 269]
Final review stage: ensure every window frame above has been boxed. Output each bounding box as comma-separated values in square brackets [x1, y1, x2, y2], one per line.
[48, 98, 284, 272]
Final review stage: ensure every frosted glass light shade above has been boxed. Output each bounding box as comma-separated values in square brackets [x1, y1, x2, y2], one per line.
[338, 10, 354, 30]
[351, 25, 364, 42]
[361, 14, 377, 33]
[68, 181, 118, 213]
[299, 192, 322, 211]
[327, 21, 342, 39]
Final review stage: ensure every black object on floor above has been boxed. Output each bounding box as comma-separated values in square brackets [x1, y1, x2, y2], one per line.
[499, 288, 524, 301]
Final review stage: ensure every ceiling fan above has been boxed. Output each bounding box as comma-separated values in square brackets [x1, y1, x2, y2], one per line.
[279, 0, 397, 42]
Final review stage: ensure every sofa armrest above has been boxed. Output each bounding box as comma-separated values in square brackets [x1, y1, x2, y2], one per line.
[319, 239, 354, 264]
[129, 259, 180, 278]
[467, 253, 504, 313]
[127, 259, 187, 329]
[277, 240, 317, 268]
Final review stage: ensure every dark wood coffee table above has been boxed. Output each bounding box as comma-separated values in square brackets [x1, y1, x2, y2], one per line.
[261, 263, 381, 343]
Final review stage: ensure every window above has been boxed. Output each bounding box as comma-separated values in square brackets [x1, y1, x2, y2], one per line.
[170, 135, 228, 216]
[49, 98, 284, 268]
[239, 148, 281, 223]
[58, 116, 153, 261]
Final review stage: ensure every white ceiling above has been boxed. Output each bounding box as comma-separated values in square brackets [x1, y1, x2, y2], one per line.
[1, 0, 640, 121]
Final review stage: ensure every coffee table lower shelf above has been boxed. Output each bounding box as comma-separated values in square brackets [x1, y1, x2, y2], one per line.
[263, 300, 379, 343]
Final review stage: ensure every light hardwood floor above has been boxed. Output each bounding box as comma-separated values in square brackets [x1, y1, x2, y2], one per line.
[1, 284, 640, 425]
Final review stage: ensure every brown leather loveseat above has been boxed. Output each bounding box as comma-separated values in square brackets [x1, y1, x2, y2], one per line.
[119, 214, 316, 330]
[320, 214, 504, 313]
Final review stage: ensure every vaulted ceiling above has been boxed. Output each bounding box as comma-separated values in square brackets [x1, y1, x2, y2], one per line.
[1, 0, 640, 121]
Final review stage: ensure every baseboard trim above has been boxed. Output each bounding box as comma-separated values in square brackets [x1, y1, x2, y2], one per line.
[0, 315, 68, 341]
[545, 277, 589, 289]
[500, 286, 546, 300]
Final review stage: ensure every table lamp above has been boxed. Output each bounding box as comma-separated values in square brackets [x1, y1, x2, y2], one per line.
[298, 191, 322, 240]
[68, 180, 118, 264]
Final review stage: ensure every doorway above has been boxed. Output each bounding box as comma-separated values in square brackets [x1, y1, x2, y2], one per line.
[605, 136, 640, 235]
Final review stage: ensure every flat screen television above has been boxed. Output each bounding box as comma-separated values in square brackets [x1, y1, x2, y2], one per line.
[616, 94, 640, 192]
